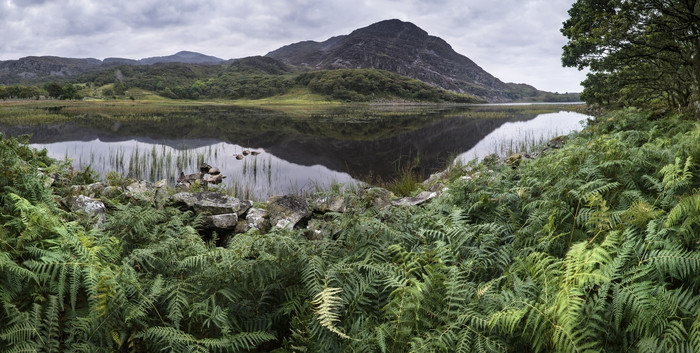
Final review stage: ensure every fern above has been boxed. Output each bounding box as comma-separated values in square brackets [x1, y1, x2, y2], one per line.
[311, 281, 351, 340]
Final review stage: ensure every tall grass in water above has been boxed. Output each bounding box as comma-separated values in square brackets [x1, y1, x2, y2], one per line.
[107, 143, 222, 183]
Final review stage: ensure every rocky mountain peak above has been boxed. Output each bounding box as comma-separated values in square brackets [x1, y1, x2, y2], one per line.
[266, 19, 517, 101]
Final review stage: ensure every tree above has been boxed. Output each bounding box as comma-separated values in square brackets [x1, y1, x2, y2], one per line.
[44, 82, 63, 99]
[562, 0, 700, 112]
[60, 83, 78, 100]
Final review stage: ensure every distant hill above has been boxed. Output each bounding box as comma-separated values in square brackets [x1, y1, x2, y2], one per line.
[266, 19, 518, 102]
[134, 51, 224, 65]
[0, 51, 224, 84]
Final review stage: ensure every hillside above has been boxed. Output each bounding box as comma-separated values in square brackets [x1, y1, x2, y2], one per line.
[0, 51, 224, 85]
[0, 56, 103, 84]
[267, 19, 517, 102]
[74, 58, 482, 103]
[0, 20, 579, 102]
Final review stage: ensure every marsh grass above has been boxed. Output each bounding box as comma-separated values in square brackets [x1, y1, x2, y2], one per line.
[103, 143, 221, 184]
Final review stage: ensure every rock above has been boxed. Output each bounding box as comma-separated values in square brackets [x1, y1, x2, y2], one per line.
[547, 135, 568, 149]
[178, 172, 204, 183]
[49, 172, 70, 187]
[236, 207, 269, 233]
[126, 180, 155, 196]
[358, 187, 392, 209]
[205, 174, 226, 184]
[65, 195, 106, 224]
[267, 195, 311, 230]
[102, 186, 120, 198]
[86, 182, 105, 197]
[304, 219, 325, 241]
[173, 191, 251, 216]
[199, 163, 212, 174]
[505, 152, 529, 168]
[208, 167, 221, 175]
[312, 195, 346, 213]
[201, 213, 238, 231]
[391, 191, 437, 207]
[429, 182, 444, 193]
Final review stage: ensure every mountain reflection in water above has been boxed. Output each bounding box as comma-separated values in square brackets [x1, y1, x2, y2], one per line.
[0, 104, 588, 200]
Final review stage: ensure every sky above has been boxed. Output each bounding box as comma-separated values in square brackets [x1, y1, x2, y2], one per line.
[0, 0, 587, 93]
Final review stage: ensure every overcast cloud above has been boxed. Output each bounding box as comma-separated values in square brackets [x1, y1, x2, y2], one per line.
[0, 0, 587, 93]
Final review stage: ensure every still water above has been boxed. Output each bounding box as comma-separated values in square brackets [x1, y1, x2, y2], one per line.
[2, 104, 589, 200]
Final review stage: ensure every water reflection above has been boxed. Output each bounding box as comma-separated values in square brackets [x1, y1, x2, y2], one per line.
[32, 138, 357, 200]
[457, 111, 586, 162]
[0, 104, 589, 200]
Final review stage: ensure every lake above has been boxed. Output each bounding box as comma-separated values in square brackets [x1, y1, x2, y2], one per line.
[0, 103, 589, 200]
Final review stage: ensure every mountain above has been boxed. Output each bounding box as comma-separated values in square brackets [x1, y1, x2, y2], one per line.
[135, 51, 224, 65]
[0, 56, 103, 84]
[266, 19, 518, 102]
[0, 21, 577, 101]
[0, 51, 224, 84]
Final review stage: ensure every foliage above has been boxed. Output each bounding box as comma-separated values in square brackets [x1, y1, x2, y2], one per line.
[296, 69, 482, 103]
[0, 85, 44, 100]
[562, 0, 700, 112]
[75, 61, 483, 103]
[4, 107, 700, 352]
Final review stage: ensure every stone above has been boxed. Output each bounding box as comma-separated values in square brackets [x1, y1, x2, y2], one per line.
[358, 187, 392, 210]
[547, 135, 568, 149]
[505, 152, 529, 168]
[201, 213, 238, 231]
[267, 195, 311, 230]
[126, 180, 155, 195]
[236, 207, 269, 233]
[102, 186, 120, 198]
[173, 191, 251, 216]
[86, 182, 105, 197]
[391, 191, 437, 207]
[205, 174, 226, 184]
[65, 195, 106, 224]
[312, 195, 346, 213]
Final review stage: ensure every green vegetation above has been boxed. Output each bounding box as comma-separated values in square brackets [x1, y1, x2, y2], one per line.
[77, 61, 483, 103]
[562, 0, 699, 112]
[2, 3, 699, 351]
[506, 83, 580, 102]
[4, 101, 700, 352]
[296, 69, 482, 103]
